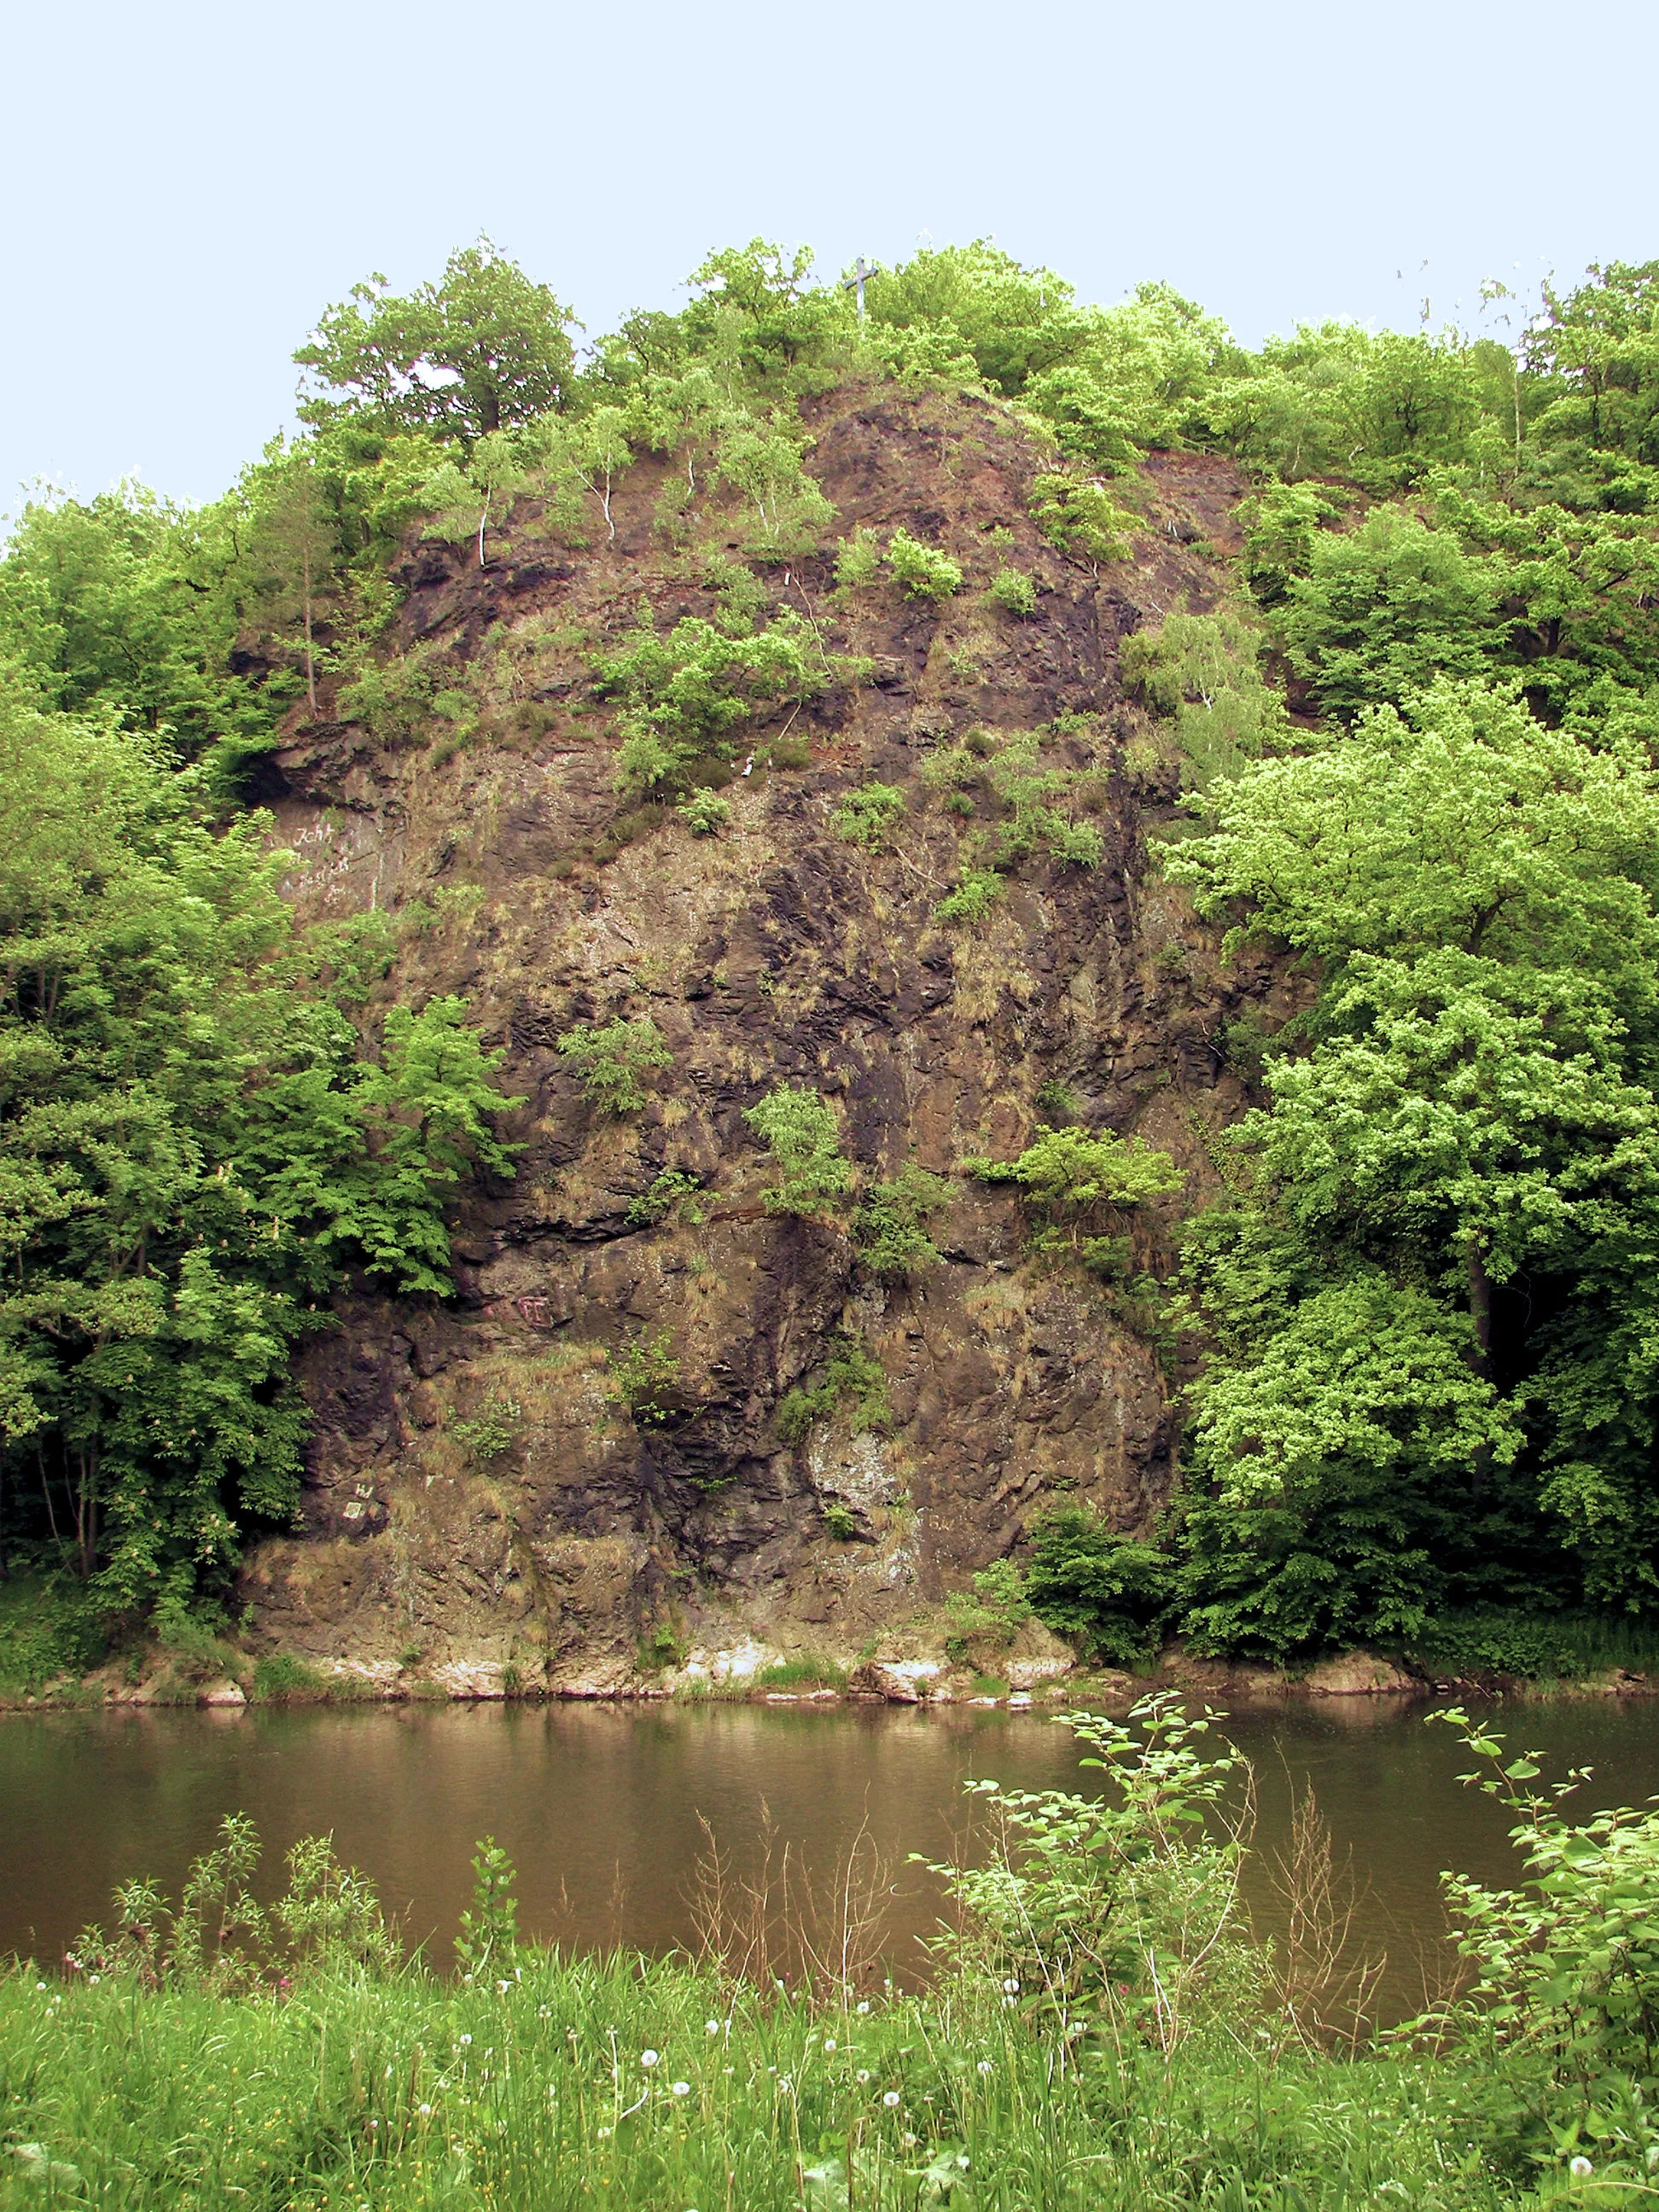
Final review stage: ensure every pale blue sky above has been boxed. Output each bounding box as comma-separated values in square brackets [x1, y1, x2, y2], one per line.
[6, 0, 1654, 511]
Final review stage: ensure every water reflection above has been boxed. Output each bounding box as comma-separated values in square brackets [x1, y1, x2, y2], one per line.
[4, 1695, 1656, 2017]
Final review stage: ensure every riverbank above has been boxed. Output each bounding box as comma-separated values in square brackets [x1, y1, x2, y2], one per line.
[0, 1947, 1534, 2211]
[5, 1575, 1657, 1714]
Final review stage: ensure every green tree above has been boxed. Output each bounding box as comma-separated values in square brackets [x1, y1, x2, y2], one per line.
[245, 444, 339, 713]
[0, 678, 517, 1610]
[295, 240, 578, 443]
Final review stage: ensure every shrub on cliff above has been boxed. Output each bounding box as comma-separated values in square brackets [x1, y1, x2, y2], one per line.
[745, 1085, 853, 1218]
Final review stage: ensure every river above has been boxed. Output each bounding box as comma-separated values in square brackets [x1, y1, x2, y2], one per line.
[6, 1694, 1657, 2012]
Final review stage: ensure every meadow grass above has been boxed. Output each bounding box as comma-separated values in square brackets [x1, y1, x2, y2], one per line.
[0, 1949, 1516, 2211]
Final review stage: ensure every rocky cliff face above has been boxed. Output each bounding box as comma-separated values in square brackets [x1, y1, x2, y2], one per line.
[239, 380, 1291, 1696]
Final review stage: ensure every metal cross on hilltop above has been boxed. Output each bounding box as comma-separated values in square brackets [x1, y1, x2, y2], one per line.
[842, 256, 873, 321]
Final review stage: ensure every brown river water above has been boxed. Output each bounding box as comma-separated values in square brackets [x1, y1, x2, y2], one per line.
[4, 1696, 1658, 2012]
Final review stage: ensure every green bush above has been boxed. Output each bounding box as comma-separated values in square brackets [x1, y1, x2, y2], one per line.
[964, 1125, 1184, 1211]
[775, 1336, 891, 1443]
[852, 1162, 953, 1278]
[624, 1167, 707, 1228]
[987, 566, 1037, 616]
[1023, 1505, 1173, 1666]
[886, 528, 963, 601]
[451, 1396, 521, 1461]
[1429, 1706, 1659, 2182]
[833, 527, 882, 591]
[556, 1016, 672, 1115]
[677, 789, 731, 835]
[610, 1329, 681, 1426]
[744, 1084, 853, 1217]
[1029, 474, 1139, 564]
[0, 1580, 109, 1692]
[926, 1695, 1257, 2044]
[942, 1560, 1032, 1662]
[830, 779, 908, 848]
[934, 867, 1005, 923]
[1404, 1609, 1659, 1682]
[454, 1837, 520, 1977]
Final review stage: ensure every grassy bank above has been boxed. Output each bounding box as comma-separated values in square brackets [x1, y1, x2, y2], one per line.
[0, 1953, 1517, 2211]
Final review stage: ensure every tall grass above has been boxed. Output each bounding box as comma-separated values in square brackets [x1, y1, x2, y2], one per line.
[0, 1952, 1513, 2210]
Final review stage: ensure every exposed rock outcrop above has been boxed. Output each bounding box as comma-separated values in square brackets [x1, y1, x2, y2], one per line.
[240, 383, 1299, 1695]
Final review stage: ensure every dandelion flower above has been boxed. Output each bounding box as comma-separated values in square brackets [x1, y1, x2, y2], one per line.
[902, 2132, 917, 2147]
[34, 1983, 44, 1993]
[641, 2049, 660, 2069]
[1002, 1977, 1020, 1994]
[87, 1975, 100, 1987]
[883, 2090, 901, 2107]
[977, 2060, 994, 2075]
[1570, 2157, 1594, 2180]
[824, 2038, 836, 2052]
[705, 2019, 720, 2036]
[857, 2070, 870, 2085]
[497, 1978, 510, 1994]
[417, 2104, 432, 2118]
[856, 2000, 870, 2015]
[459, 2034, 473, 2046]
[672, 2081, 690, 2097]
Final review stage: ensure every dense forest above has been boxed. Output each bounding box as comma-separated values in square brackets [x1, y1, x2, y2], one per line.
[5, 236, 1659, 1671]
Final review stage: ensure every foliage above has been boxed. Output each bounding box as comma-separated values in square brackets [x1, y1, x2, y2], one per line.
[556, 1016, 672, 1115]
[596, 608, 824, 800]
[454, 1838, 521, 1976]
[830, 779, 907, 848]
[1121, 607, 1288, 786]
[69, 1812, 399, 1992]
[0, 684, 516, 1610]
[1423, 1706, 1659, 2185]
[624, 1168, 706, 1229]
[744, 1086, 853, 1218]
[963, 1126, 1183, 1211]
[677, 788, 730, 835]
[451, 1397, 521, 1462]
[1029, 474, 1139, 564]
[942, 1560, 1031, 1662]
[833, 527, 882, 591]
[933, 868, 1004, 923]
[0, 1913, 1522, 2211]
[853, 1163, 953, 1278]
[885, 529, 963, 601]
[1166, 672, 1659, 1641]
[294, 239, 577, 441]
[776, 1336, 890, 1442]
[927, 1695, 1258, 2047]
[1403, 1608, 1659, 1683]
[609, 1330, 680, 1426]
[1022, 1505, 1173, 1666]
[1276, 507, 1508, 716]
[987, 565, 1037, 616]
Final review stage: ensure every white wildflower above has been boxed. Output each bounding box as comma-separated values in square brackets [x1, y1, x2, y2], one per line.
[883, 2090, 901, 2107]
[672, 2081, 690, 2097]
[1570, 2157, 1594, 2180]
[641, 2049, 660, 2069]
